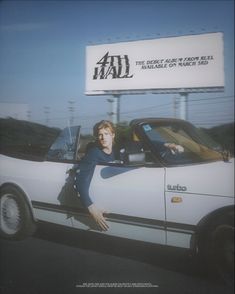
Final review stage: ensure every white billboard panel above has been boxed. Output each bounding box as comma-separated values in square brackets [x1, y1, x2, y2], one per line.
[85, 32, 224, 95]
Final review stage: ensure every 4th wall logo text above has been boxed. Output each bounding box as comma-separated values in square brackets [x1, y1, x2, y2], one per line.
[93, 52, 134, 80]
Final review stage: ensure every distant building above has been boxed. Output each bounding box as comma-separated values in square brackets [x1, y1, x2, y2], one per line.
[0, 103, 29, 120]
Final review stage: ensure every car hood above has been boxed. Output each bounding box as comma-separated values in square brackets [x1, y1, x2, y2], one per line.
[165, 158, 234, 198]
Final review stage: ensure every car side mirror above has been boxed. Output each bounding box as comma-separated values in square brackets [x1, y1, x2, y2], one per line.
[124, 152, 146, 165]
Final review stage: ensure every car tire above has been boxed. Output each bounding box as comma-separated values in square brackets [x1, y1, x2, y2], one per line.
[0, 186, 36, 240]
[200, 220, 234, 284]
[209, 224, 234, 281]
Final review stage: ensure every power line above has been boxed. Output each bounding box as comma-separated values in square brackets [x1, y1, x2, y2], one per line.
[121, 102, 172, 115]
[192, 121, 234, 127]
[121, 95, 233, 116]
[189, 100, 234, 107]
[191, 118, 234, 124]
[188, 95, 234, 102]
[30, 92, 234, 129]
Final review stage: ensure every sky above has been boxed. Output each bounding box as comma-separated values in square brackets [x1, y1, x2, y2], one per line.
[0, 0, 234, 132]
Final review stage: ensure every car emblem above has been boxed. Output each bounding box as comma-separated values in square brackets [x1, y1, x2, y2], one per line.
[167, 184, 187, 192]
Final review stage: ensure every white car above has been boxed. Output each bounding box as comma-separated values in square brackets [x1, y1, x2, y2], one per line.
[0, 118, 234, 277]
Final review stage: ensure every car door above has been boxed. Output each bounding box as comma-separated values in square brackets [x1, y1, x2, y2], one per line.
[30, 126, 81, 227]
[71, 162, 166, 245]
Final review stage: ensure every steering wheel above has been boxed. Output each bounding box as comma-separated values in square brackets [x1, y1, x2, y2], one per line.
[160, 148, 175, 159]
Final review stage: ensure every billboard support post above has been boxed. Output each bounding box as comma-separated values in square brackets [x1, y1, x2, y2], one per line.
[107, 95, 121, 125]
[114, 94, 121, 124]
[179, 92, 188, 121]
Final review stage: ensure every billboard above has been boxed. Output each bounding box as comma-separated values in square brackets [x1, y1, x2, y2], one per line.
[85, 32, 224, 95]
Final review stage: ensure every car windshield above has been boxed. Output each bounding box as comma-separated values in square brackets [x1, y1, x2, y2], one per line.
[141, 121, 223, 165]
[47, 126, 80, 161]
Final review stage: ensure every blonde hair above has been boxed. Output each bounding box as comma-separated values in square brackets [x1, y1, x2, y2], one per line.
[93, 120, 115, 138]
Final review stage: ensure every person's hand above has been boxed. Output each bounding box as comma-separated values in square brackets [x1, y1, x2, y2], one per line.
[164, 143, 184, 154]
[88, 204, 109, 231]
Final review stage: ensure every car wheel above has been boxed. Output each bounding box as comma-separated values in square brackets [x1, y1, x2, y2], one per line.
[203, 223, 234, 284]
[0, 186, 36, 240]
[211, 225, 234, 277]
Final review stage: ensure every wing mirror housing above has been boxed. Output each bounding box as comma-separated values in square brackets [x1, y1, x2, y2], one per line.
[124, 152, 146, 166]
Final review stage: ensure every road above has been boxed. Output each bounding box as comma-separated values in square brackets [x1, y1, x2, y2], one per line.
[0, 223, 233, 294]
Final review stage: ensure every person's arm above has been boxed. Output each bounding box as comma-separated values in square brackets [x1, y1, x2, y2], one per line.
[75, 148, 109, 230]
[75, 160, 95, 207]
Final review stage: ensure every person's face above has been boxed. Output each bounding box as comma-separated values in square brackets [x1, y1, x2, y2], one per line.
[98, 127, 114, 149]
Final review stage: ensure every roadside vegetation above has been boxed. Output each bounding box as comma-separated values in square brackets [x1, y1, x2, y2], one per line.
[0, 118, 60, 157]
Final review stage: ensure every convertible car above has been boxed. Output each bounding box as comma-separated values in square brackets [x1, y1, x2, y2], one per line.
[0, 118, 234, 278]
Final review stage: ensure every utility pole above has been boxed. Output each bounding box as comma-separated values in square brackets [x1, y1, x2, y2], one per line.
[27, 110, 31, 121]
[68, 100, 75, 126]
[44, 106, 50, 125]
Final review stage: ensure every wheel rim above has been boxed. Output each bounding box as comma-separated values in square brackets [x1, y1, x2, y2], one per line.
[0, 194, 21, 235]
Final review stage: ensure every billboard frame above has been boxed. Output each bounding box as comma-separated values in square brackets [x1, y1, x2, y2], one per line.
[85, 32, 225, 96]
[85, 86, 224, 96]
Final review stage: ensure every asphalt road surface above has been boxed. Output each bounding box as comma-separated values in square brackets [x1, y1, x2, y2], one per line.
[0, 223, 233, 294]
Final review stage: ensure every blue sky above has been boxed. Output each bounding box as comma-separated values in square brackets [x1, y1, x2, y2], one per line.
[0, 0, 234, 132]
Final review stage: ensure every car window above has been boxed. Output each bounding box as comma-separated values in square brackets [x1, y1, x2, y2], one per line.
[46, 126, 80, 161]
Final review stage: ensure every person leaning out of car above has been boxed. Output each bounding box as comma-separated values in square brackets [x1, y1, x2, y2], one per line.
[74, 120, 116, 231]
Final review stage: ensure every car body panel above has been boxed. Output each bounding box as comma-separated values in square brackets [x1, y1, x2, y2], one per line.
[165, 159, 234, 226]
[0, 154, 74, 227]
[166, 160, 234, 197]
[71, 213, 167, 245]
[73, 164, 167, 245]
[90, 165, 165, 219]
